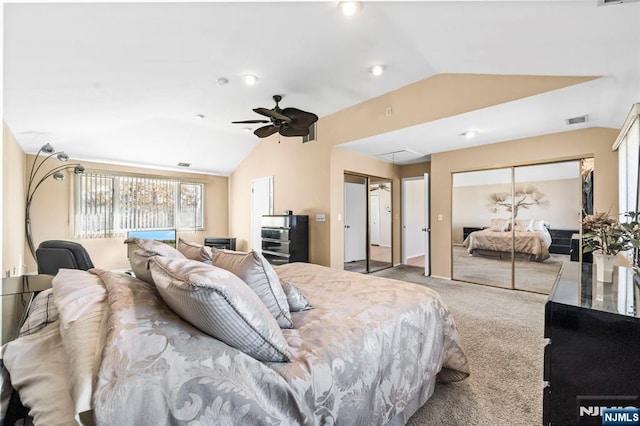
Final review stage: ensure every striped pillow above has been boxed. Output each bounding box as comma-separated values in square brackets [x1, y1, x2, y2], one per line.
[148, 256, 290, 362]
[177, 238, 212, 264]
[124, 237, 185, 284]
[211, 250, 293, 329]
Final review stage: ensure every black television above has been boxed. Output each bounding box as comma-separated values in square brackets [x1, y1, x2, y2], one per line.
[126, 229, 177, 248]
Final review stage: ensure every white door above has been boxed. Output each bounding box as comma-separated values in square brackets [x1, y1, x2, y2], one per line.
[251, 176, 273, 253]
[423, 173, 430, 276]
[370, 193, 380, 245]
[344, 182, 367, 263]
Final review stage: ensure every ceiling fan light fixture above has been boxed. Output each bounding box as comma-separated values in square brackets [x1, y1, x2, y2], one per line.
[243, 127, 252, 133]
[461, 130, 478, 139]
[195, 114, 204, 120]
[339, 1, 363, 17]
[242, 74, 259, 86]
[369, 64, 385, 76]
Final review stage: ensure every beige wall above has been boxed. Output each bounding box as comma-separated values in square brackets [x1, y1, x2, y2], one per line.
[431, 127, 619, 279]
[3, 122, 27, 276]
[23, 157, 229, 271]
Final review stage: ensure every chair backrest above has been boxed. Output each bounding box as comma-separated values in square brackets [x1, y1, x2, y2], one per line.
[36, 240, 95, 275]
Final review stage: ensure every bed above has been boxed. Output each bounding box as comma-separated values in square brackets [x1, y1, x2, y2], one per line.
[0, 242, 469, 426]
[462, 218, 552, 262]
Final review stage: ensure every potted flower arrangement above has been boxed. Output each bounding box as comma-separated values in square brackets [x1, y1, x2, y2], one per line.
[582, 211, 636, 282]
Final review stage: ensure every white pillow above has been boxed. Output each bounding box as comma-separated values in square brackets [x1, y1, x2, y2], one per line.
[52, 268, 109, 419]
[489, 218, 510, 232]
[532, 219, 547, 231]
[125, 237, 185, 284]
[148, 256, 291, 362]
[211, 250, 293, 329]
[177, 238, 212, 264]
[1, 322, 77, 426]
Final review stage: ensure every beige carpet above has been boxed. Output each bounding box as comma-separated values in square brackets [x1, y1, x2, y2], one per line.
[372, 265, 546, 426]
[452, 245, 566, 294]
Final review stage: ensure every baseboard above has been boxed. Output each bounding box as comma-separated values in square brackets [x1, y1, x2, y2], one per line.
[430, 274, 451, 280]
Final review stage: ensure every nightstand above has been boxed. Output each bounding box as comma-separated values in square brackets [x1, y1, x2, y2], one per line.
[1, 274, 53, 345]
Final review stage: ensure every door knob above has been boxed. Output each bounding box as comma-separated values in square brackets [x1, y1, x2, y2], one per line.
[421, 228, 427, 232]
[345, 225, 351, 229]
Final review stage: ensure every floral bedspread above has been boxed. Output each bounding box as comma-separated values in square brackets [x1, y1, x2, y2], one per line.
[91, 263, 469, 425]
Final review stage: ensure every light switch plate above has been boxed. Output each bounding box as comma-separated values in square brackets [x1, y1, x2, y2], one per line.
[316, 213, 326, 222]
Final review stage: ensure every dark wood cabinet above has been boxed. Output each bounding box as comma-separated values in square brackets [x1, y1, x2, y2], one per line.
[548, 229, 578, 255]
[543, 262, 640, 425]
[261, 215, 308, 265]
[462, 226, 484, 241]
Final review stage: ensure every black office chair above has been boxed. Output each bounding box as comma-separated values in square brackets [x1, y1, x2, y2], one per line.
[35, 240, 94, 275]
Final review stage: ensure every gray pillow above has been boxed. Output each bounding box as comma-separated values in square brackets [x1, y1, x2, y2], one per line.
[148, 256, 290, 363]
[211, 250, 293, 329]
[177, 238, 212, 264]
[124, 237, 185, 284]
[281, 281, 312, 312]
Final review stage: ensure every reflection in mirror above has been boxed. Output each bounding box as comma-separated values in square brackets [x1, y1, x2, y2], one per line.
[452, 168, 513, 289]
[344, 174, 368, 273]
[513, 161, 581, 294]
[368, 179, 392, 272]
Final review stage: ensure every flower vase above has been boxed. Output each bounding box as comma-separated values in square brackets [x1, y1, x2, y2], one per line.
[593, 253, 615, 283]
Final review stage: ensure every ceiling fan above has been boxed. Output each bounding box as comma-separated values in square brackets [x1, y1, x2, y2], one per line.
[232, 95, 318, 138]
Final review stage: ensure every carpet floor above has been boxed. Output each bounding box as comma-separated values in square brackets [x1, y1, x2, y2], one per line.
[372, 265, 547, 426]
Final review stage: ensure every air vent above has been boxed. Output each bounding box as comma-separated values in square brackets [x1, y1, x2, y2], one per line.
[597, 0, 640, 6]
[177, 162, 191, 168]
[565, 115, 589, 125]
[302, 123, 317, 143]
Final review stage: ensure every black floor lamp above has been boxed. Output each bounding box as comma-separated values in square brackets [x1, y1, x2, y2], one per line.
[25, 143, 85, 260]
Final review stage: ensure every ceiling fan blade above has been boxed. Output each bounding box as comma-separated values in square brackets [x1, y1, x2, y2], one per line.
[253, 107, 292, 123]
[282, 107, 319, 129]
[254, 125, 279, 138]
[279, 126, 310, 137]
[232, 119, 270, 124]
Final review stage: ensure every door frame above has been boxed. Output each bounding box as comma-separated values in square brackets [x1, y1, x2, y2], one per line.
[251, 176, 273, 253]
[401, 174, 430, 276]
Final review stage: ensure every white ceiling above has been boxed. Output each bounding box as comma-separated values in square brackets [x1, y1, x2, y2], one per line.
[4, 1, 640, 176]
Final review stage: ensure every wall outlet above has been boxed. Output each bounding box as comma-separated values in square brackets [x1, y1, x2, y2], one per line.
[385, 107, 392, 116]
[437, 214, 444, 221]
[316, 213, 326, 222]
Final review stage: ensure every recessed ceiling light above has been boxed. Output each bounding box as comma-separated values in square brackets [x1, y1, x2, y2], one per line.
[216, 77, 229, 86]
[461, 130, 478, 138]
[369, 64, 385, 76]
[338, 1, 363, 17]
[195, 114, 204, 120]
[242, 74, 259, 86]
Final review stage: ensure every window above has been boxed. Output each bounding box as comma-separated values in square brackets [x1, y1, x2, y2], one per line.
[75, 173, 204, 238]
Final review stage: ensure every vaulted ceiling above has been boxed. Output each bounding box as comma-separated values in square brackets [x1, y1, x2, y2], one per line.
[4, 1, 640, 175]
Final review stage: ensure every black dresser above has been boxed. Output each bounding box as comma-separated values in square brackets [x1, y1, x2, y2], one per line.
[543, 262, 640, 425]
[261, 215, 309, 265]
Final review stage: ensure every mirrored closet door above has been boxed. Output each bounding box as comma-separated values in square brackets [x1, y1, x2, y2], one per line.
[452, 167, 513, 289]
[368, 179, 392, 272]
[452, 160, 586, 294]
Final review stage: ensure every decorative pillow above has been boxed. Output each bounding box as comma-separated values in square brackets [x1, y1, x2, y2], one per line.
[177, 238, 212, 264]
[281, 280, 312, 312]
[124, 237, 185, 284]
[514, 219, 534, 232]
[211, 250, 293, 329]
[19, 288, 58, 337]
[489, 218, 510, 232]
[148, 256, 290, 363]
